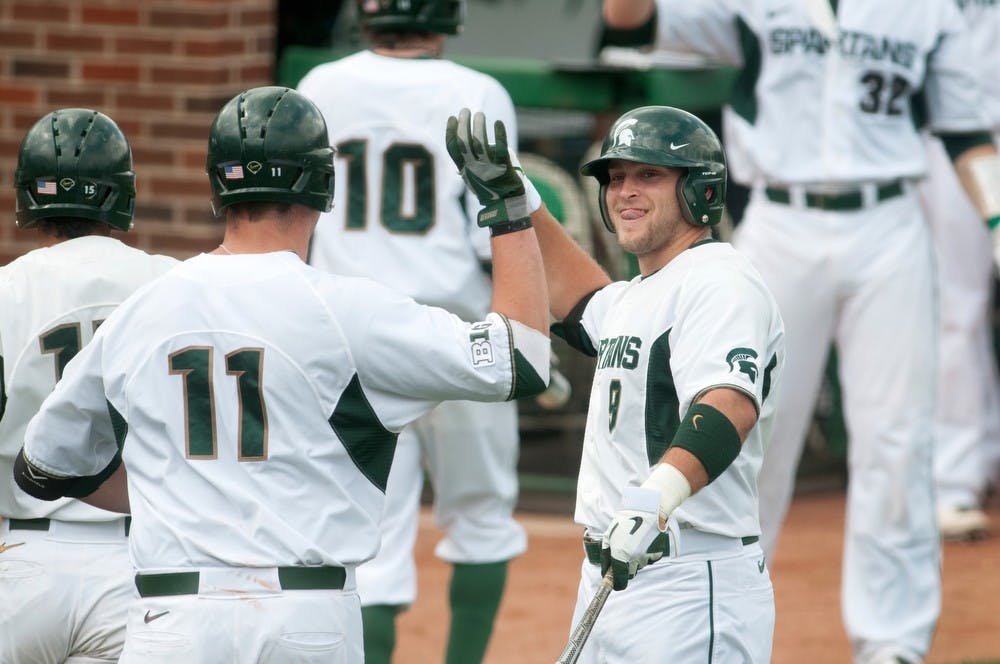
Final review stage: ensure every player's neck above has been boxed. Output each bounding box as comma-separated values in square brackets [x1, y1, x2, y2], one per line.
[213, 214, 315, 261]
[370, 34, 445, 58]
[636, 227, 711, 276]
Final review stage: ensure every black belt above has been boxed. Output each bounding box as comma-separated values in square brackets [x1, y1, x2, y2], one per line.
[8, 518, 50, 531]
[764, 180, 904, 211]
[6, 517, 131, 535]
[135, 566, 347, 597]
[583, 534, 759, 565]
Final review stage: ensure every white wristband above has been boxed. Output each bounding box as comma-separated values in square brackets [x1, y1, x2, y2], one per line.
[640, 463, 692, 522]
[519, 170, 543, 214]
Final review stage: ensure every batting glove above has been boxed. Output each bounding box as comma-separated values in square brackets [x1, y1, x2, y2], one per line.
[600, 486, 666, 591]
[446, 108, 531, 233]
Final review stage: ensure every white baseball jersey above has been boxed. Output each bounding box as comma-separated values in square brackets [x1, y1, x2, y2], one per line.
[650, 0, 990, 184]
[0, 236, 178, 522]
[959, 0, 1000, 128]
[562, 241, 784, 538]
[299, 50, 519, 320]
[20, 252, 547, 572]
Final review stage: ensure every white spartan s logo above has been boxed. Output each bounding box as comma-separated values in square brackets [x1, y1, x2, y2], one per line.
[612, 118, 639, 148]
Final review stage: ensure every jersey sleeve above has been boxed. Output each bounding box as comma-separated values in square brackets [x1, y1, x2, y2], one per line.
[668, 265, 779, 413]
[923, 0, 993, 132]
[652, 0, 745, 66]
[329, 278, 549, 427]
[17, 331, 124, 498]
[554, 282, 630, 357]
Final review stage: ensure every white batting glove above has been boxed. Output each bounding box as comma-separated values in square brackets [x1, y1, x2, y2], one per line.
[600, 486, 665, 591]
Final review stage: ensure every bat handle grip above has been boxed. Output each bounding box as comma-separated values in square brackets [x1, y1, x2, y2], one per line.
[555, 569, 614, 664]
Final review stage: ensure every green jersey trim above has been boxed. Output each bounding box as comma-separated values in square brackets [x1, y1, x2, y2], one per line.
[329, 373, 398, 493]
[645, 328, 680, 466]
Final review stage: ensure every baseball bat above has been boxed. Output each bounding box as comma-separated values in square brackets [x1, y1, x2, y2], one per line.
[555, 569, 614, 664]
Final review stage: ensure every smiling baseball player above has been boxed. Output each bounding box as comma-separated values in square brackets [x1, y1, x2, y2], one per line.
[450, 105, 786, 663]
[602, 1, 1000, 662]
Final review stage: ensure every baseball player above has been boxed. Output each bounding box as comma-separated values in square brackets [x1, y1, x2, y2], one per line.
[0, 108, 178, 664]
[602, 1, 1000, 662]
[297, 2, 543, 662]
[13, 87, 550, 664]
[920, 0, 1000, 541]
[451, 106, 785, 662]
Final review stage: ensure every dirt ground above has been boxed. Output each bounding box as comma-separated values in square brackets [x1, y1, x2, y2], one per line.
[393, 491, 1000, 664]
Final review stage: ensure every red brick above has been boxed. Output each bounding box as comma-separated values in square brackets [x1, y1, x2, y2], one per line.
[0, 29, 37, 49]
[132, 147, 177, 168]
[82, 63, 141, 83]
[256, 35, 275, 53]
[133, 203, 174, 223]
[12, 59, 71, 79]
[0, 85, 39, 104]
[81, 6, 140, 26]
[151, 66, 229, 86]
[239, 63, 273, 83]
[239, 8, 274, 27]
[45, 32, 105, 53]
[14, 111, 45, 131]
[149, 176, 212, 198]
[115, 92, 175, 112]
[183, 94, 232, 114]
[114, 36, 174, 56]
[183, 38, 247, 57]
[181, 148, 208, 170]
[114, 118, 142, 139]
[149, 121, 211, 141]
[13, 3, 70, 22]
[149, 9, 229, 29]
[46, 88, 108, 107]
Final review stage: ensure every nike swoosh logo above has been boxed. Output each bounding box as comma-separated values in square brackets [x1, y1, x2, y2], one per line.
[758, 559, 766, 573]
[0, 541, 26, 554]
[628, 516, 644, 535]
[692, 414, 703, 430]
[669, 142, 689, 150]
[144, 610, 170, 624]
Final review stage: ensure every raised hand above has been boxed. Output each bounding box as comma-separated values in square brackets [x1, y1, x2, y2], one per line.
[446, 108, 530, 234]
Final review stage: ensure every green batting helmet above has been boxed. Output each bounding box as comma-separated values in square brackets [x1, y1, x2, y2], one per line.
[206, 86, 335, 216]
[357, 0, 464, 35]
[581, 105, 727, 231]
[14, 108, 135, 231]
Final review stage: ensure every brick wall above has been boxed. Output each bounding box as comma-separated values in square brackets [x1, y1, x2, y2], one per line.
[0, 0, 277, 264]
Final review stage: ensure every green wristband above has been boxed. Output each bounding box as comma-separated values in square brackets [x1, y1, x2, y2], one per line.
[668, 403, 741, 483]
[987, 215, 1000, 230]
